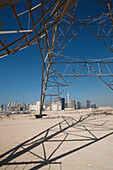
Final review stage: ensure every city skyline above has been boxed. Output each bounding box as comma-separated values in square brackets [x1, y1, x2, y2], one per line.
[0, 96, 97, 112]
[0, 93, 111, 109]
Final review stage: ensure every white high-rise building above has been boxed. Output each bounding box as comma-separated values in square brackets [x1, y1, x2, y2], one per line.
[36, 101, 40, 112]
[67, 92, 69, 108]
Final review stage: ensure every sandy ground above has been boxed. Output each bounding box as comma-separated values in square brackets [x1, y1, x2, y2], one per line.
[0, 109, 113, 170]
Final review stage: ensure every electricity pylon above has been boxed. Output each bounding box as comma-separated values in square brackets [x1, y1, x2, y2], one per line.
[0, 0, 113, 115]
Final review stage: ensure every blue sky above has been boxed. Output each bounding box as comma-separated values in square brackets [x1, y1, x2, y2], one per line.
[0, 0, 113, 107]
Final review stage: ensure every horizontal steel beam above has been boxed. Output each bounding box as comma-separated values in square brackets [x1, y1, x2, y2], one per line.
[0, 30, 33, 34]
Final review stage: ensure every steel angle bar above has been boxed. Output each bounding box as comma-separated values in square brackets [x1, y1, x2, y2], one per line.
[17, 0, 53, 16]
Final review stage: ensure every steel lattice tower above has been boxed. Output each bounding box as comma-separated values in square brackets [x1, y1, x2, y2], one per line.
[0, 0, 113, 115]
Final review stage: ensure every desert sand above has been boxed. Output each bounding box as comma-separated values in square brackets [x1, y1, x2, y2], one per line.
[0, 108, 113, 170]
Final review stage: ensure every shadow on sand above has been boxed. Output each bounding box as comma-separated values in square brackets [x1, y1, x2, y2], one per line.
[0, 114, 113, 169]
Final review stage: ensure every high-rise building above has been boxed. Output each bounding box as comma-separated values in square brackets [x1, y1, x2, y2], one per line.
[69, 99, 75, 109]
[8, 102, 11, 107]
[26, 104, 29, 111]
[73, 100, 76, 109]
[36, 101, 40, 112]
[14, 102, 17, 108]
[14, 102, 17, 110]
[86, 100, 91, 109]
[0, 104, 3, 111]
[65, 102, 68, 108]
[16, 103, 21, 111]
[76, 101, 81, 109]
[7, 102, 13, 110]
[22, 103, 26, 111]
[67, 92, 69, 108]
[59, 98, 65, 110]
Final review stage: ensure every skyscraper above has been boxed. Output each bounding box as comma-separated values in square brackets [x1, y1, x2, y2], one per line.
[59, 98, 65, 110]
[76, 101, 81, 109]
[86, 100, 91, 109]
[69, 100, 75, 109]
[67, 92, 69, 108]
[22, 103, 26, 111]
[0, 104, 3, 111]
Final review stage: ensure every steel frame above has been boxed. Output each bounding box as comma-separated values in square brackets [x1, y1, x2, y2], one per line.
[0, 0, 113, 115]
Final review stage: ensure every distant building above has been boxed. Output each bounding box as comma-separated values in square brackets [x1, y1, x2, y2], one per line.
[13, 102, 17, 110]
[67, 92, 69, 108]
[7, 102, 14, 111]
[59, 98, 65, 110]
[26, 104, 29, 111]
[65, 102, 68, 108]
[10, 102, 13, 107]
[8, 102, 11, 107]
[16, 103, 21, 111]
[29, 104, 31, 111]
[81, 105, 85, 109]
[14, 102, 17, 108]
[36, 101, 41, 112]
[0, 104, 3, 111]
[46, 105, 51, 111]
[51, 102, 57, 111]
[29, 101, 45, 112]
[91, 104, 96, 109]
[29, 104, 37, 112]
[51, 101, 61, 111]
[21, 103, 26, 111]
[69, 100, 75, 109]
[76, 101, 81, 109]
[7, 102, 11, 110]
[86, 100, 91, 109]
[73, 100, 76, 109]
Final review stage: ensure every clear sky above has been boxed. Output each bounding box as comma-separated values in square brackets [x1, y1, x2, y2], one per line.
[0, 0, 113, 107]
